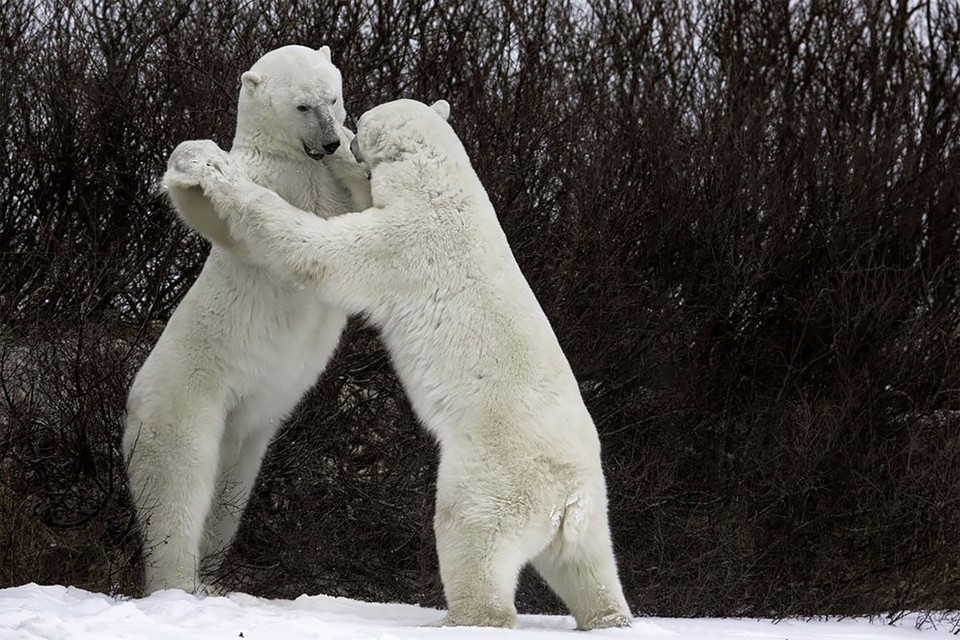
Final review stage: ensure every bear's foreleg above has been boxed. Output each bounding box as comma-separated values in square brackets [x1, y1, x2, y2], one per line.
[165, 180, 236, 250]
[167, 139, 395, 313]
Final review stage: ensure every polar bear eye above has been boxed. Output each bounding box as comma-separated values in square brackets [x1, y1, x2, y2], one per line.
[296, 105, 309, 112]
[331, 98, 338, 105]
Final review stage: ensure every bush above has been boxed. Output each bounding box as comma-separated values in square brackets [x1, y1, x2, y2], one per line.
[1, 0, 958, 622]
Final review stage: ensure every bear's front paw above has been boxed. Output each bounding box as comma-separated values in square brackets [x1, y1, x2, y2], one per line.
[322, 127, 371, 183]
[165, 140, 234, 192]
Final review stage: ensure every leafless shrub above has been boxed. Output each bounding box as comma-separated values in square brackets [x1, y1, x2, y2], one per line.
[1, 0, 958, 622]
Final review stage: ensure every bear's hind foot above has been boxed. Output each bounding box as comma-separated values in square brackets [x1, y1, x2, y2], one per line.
[427, 609, 516, 629]
[577, 610, 633, 631]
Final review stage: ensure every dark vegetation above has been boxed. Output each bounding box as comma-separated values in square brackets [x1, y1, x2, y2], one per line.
[1, 0, 959, 624]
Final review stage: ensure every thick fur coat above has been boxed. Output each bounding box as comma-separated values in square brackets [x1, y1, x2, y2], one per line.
[124, 45, 368, 594]
[165, 99, 631, 629]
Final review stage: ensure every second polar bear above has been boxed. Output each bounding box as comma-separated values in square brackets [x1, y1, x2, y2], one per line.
[123, 45, 369, 594]
[165, 99, 632, 629]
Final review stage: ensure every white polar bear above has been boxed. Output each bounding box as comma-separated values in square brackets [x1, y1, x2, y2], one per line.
[164, 99, 632, 629]
[123, 44, 370, 595]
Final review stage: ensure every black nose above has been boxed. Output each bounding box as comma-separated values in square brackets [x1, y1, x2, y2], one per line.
[323, 140, 340, 154]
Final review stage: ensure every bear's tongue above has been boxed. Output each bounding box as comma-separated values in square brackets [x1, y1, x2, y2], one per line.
[303, 143, 324, 160]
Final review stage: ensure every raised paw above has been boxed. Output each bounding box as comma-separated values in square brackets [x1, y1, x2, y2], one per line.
[164, 140, 235, 192]
[322, 126, 369, 175]
[321, 125, 372, 209]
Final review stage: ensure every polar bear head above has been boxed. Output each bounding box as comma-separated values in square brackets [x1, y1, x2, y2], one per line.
[350, 99, 456, 169]
[236, 44, 347, 159]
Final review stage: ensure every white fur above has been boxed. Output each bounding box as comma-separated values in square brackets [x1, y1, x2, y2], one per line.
[165, 99, 631, 629]
[123, 45, 371, 595]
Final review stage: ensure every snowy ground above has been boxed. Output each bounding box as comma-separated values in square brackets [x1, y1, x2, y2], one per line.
[1, 583, 956, 640]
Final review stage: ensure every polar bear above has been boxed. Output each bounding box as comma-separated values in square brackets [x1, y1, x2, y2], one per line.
[163, 98, 632, 629]
[123, 44, 370, 595]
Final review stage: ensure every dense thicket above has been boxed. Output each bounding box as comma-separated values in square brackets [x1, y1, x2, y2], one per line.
[1, 0, 959, 624]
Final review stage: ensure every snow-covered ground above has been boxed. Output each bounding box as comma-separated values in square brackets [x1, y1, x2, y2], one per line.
[0, 583, 956, 640]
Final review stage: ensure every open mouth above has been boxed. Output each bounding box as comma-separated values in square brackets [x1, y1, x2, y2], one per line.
[303, 143, 325, 160]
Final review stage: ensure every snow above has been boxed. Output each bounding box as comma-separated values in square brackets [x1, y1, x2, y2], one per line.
[0, 583, 955, 640]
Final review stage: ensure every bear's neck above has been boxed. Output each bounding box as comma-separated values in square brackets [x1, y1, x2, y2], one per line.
[232, 127, 303, 162]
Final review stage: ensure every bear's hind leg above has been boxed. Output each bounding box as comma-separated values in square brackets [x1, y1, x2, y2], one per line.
[531, 507, 632, 630]
[199, 426, 274, 575]
[124, 399, 226, 595]
[431, 503, 533, 628]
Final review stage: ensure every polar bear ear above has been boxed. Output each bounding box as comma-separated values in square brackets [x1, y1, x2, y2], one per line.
[241, 71, 263, 91]
[430, 100, 450, 121]
[317, 45, 332, 63]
